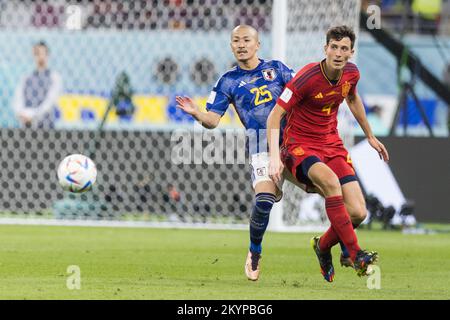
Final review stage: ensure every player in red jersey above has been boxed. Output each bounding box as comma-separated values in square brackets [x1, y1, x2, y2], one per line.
[267, 26, 389, 281]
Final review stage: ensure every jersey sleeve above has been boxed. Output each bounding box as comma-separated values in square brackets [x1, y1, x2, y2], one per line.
[206, 76, 232, 116]
[276, 82, 301, 113]
[276, 66, 312, 112]
[349, 69, 360, 96]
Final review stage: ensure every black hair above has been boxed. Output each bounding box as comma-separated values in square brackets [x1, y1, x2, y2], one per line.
[34, 40, 49, 52]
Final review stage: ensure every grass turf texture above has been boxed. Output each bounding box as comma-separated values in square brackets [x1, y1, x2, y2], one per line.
[0, 225, 449, 299]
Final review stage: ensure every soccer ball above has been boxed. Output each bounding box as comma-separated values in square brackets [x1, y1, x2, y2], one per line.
[57, 154, 97, 193]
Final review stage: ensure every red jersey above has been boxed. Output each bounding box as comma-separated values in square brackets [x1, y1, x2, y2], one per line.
[277, 60, 360, 147]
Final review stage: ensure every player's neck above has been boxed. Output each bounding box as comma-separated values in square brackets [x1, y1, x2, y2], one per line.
[238, 57, 260, 70]
[322, 60, 341, 80]
[37, 65, 48, 72]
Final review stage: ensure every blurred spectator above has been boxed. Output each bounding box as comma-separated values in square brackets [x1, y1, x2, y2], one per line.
[363, 0, 447, 34]
[411, 0, 442, 34]
[381, 0, 400, 9]
[1, 0, 270, 31]
[361, 0, 402, 12]
[234, 1, 271, 32]
[12, 41, 63, 128]
[165, 184, 181, 202]
[365, 103, 389, 135]
[83, 0, 270, 31]
[109, 72, 136, 122]
[32, 1, 64, 28]
[381, 0, 408, 15]
[354, 99, 389, 136]
[366, 104, 383, 117]
[360, 0, 382, 12]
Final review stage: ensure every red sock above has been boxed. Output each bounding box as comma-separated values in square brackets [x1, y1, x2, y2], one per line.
[319, 226, 340, 252]
[320, 223, 361, 252]
[323, 196, 360, 260]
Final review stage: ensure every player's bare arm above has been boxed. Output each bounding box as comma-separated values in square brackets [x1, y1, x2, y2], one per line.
[175, 96, 221, 129]
[267, 104, 286, 185]
[345, 93, 389, 162]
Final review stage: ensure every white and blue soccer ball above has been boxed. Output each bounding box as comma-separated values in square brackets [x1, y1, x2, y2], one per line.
[57, 154, 97, 193]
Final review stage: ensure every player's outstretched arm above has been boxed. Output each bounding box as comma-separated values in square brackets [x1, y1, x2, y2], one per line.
[176, 96, 221, 129]
[267, 104, 287, 185]
[346, 93, 389, 162]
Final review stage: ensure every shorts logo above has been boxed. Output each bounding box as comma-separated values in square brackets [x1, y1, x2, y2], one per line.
[341, 81, 351, 97]
[292, 146, 304, 156]
[256, 167, 266, 176]
[262, 68, 277, 81]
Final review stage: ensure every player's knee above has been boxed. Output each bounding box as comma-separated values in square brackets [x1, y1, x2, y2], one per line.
[348, 202, 367, 225]
[319, 175, 341, 196]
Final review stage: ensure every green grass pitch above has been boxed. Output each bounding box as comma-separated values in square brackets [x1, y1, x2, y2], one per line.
[0, 224, 449, 299]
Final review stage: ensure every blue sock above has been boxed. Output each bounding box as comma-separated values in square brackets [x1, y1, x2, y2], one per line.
[339, 241, 350, 258]
[249, 193, 275, 254]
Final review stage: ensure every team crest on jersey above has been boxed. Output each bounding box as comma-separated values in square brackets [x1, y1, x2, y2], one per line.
[341, 81, 351, 97]
[262, 68, 277, 81]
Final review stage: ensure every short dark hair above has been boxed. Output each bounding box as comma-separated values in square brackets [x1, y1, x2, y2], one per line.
[326, 25, 356, 49]
[34, 40, 49, 52]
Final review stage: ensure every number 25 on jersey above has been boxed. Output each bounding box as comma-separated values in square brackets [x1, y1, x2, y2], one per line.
[250, 85, 273, 106]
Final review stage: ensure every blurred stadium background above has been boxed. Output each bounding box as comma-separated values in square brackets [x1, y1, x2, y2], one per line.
[0, 0, 448, 231]
[0, 0, 449, 301]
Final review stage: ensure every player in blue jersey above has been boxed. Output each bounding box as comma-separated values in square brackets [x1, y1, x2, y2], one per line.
[176, 25, 295, 281]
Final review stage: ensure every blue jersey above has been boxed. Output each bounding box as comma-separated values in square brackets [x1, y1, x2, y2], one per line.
[206, 59, 294, 154]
